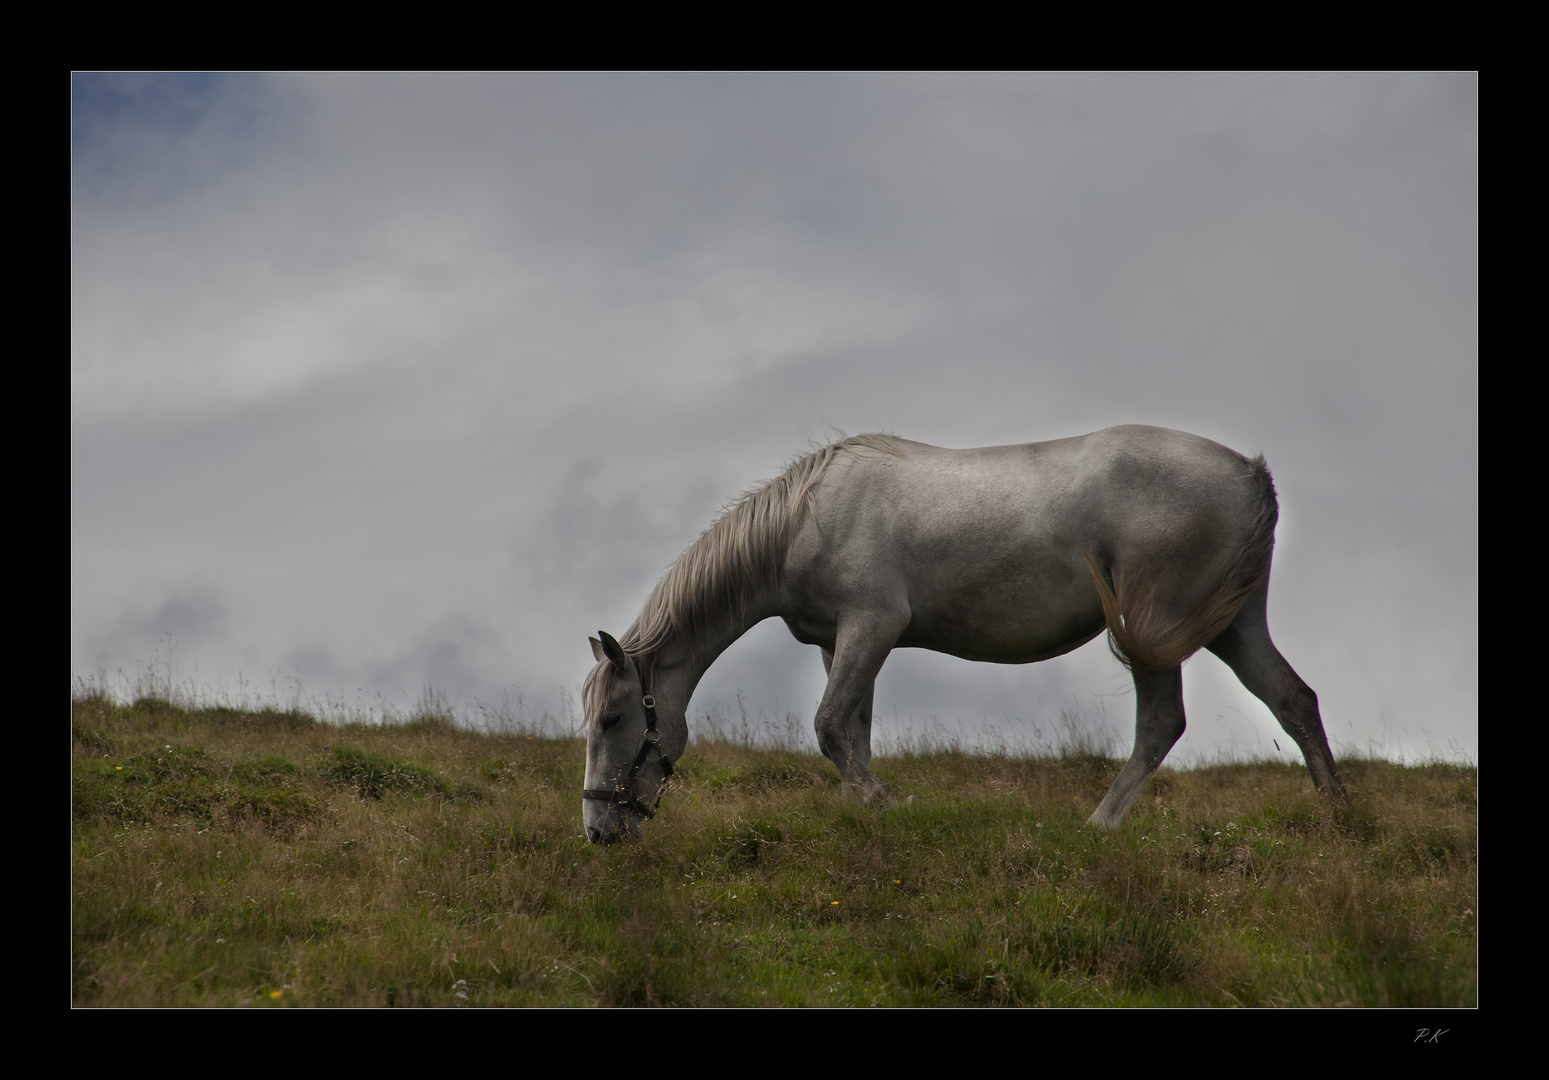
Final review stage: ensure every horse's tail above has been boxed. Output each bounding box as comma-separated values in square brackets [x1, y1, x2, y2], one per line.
[1084, 455, 1278, 673]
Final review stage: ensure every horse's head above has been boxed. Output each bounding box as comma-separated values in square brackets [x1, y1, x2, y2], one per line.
[582, 631, 678, 845]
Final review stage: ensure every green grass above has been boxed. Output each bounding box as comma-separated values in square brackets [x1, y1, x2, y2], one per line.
[71, 693, 1476, 1007]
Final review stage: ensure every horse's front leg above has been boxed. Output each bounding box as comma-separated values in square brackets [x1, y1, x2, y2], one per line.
[819, 647, 878, 796]
[816, 614, 903, 805]
[1089, 664, 1186, 828]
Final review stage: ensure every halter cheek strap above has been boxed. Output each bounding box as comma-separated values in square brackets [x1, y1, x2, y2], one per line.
[581, 694, 675, 820]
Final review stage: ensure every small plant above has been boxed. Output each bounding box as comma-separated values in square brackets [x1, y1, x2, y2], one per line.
[318, 747, 449, 800]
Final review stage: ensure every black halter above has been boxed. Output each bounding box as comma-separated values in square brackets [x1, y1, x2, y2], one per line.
[581, 691, 675, 820]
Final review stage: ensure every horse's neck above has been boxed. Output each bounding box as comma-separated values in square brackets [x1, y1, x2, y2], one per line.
[652, 599, 779, 715]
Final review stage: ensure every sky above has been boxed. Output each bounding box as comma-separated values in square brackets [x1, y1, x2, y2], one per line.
[71, 72, 1478, 764]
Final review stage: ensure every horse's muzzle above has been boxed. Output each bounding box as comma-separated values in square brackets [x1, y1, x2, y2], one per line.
[583, 802, 643, 845]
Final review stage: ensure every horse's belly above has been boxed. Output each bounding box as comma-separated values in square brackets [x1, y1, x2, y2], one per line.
[882, 548, 1099, 658]
[898, 600, 1105, 663]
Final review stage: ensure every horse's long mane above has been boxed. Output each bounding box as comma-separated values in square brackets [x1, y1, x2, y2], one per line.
[584, 434, 904, 731]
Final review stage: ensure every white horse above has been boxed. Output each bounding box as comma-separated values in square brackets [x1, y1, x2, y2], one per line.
[582, 426, 1346, 844]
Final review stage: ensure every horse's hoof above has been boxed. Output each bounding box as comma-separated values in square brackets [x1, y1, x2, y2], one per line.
[845, 780, 895, 807]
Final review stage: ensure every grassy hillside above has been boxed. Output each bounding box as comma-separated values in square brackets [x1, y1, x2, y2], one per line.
[71, 693, 1476, 1007]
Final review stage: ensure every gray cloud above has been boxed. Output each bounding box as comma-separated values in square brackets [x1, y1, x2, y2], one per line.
[79, 584, 226, 681]
[72, 72, 1477, 763]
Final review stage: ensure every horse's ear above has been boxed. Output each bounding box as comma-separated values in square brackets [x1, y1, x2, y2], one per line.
[597, 630, 629, 670]
[589, 636, 607, 663]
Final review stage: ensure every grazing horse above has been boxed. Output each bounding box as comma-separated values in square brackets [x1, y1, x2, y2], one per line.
[582, 426, 1347, 844]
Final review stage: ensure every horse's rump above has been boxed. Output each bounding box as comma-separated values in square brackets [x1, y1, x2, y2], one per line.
[1084, 454, 1278, 672]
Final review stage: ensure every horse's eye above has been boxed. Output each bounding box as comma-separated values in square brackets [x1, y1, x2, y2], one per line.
[602, 713, 622, 731]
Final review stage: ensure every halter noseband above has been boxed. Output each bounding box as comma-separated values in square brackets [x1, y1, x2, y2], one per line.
[581, 688, 675, 820]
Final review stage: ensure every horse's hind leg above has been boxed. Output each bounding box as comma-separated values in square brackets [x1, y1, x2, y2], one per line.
[1089, 665, 1186, 828]
[1205, 577, 1349, 801]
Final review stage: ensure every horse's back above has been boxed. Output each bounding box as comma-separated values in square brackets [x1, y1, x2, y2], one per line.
[846, 426, 1262, 541]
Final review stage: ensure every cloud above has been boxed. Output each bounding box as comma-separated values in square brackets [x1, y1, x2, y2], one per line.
[82, 585, 226, 677]
[72, 73, 1477, 762]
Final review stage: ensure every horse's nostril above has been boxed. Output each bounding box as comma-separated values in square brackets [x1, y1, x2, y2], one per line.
[586, 827, 602, 844]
